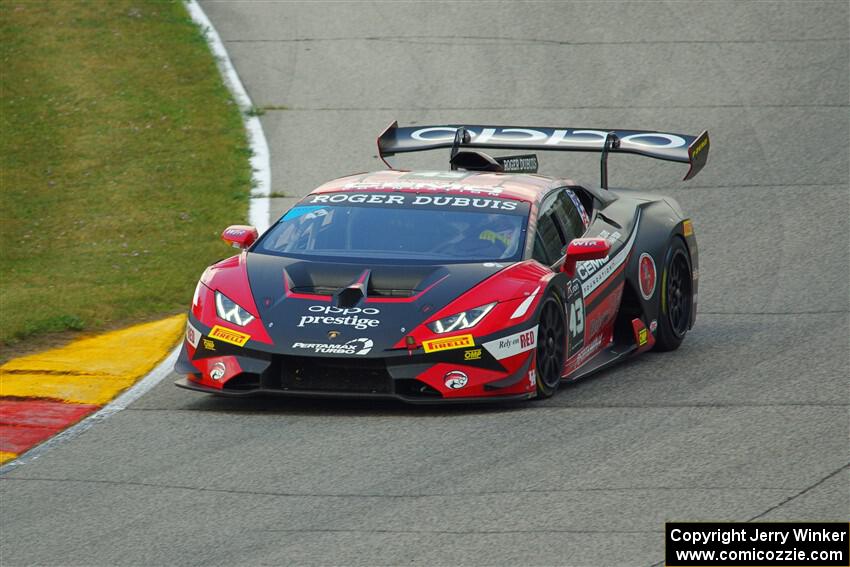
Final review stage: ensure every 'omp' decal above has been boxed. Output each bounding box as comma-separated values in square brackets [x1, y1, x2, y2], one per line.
[422, 334, 474, 353]
[208, 325, 251, 347]
[482, 326, 538, 360]
[463, 348, 482, 361]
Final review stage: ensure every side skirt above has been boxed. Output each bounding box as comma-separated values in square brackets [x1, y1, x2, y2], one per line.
[565, 343, 637, 383]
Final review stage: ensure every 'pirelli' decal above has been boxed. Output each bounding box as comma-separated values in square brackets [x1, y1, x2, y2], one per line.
[422, 334, 474, 353]
[208, 325, 251, 347]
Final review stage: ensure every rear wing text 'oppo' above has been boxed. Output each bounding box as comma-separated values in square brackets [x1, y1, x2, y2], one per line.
[377, 122, 710, 182]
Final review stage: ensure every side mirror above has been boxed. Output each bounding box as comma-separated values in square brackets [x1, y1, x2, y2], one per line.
[560, 238, 611, 277]
[221, 225, 258, 249]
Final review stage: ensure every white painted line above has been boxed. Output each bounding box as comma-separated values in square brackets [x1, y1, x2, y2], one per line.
[0, 347, 180, 475]
[185, 0, 272, 232]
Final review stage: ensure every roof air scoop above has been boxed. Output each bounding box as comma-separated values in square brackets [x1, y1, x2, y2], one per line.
[335, 269, 370, 308]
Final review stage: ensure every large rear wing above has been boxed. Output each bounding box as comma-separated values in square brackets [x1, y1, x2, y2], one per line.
[377, 122, 710, 183]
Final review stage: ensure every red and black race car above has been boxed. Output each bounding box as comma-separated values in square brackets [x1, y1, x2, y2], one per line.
[175, 123, 709, 403]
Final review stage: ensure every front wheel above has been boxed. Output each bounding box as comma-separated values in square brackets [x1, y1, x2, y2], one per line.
[534, 293, 566, 398]
[654, 237, 693, 352]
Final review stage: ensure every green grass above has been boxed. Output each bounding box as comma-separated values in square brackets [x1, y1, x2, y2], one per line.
[0, 1, 251, 351]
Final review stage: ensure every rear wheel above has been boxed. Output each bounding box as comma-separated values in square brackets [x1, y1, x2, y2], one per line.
[534, 293, 566, 398]
[654, 237, 693, 352]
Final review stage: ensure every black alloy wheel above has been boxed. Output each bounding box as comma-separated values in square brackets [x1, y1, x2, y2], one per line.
[654, 237, 693, 351]
[535, 294, 566, 398]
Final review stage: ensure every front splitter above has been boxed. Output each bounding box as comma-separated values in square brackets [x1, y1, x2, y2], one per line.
[174, 377, 534, 405]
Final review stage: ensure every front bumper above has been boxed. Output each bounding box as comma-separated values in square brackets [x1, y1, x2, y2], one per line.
[174, 376, 533, 404]
[175, 322, 537, 404]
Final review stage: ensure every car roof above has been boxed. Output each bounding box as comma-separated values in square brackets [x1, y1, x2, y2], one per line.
[310, 170, 579, 203]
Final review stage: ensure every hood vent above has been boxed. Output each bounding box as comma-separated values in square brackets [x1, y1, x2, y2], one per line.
[335, 270, 369, 308]
[336, 286, 365, 308]
[284, 263, 441, 300]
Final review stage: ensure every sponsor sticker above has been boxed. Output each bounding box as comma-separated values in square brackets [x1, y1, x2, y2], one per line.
[308, 192, 519, 211]
[566, 189, 590, 227]
[482, 326, 537, 360]
[408, 126, 688, 151]
[598, 230, 622, 243]
[444, 370, 468, 389]
[577, 256, 610, 280]
[298, 305, 380, 331]
[291, 338, 373, 355]
[528, 369, 536, 389]
[209, 362, 226, 382]
[495, 154, 538, 173]
[638, 328, 648, 346]
[202, 338, 215, 351]
[574, 336, 602, 365]
[208, 325, 251, 347]
[463, 348, 482, 361]
[689, 134, 709, 158]
[649, 319, 658, 333]
[566, 279, 585, 357]
[639, 253, 657, 300]
[186, 321, 201, 348]
[422, 334, 475, 354]
[341, 181, 504, 196]
[581, 214, 641, 297]
[283, 205, 327, 221]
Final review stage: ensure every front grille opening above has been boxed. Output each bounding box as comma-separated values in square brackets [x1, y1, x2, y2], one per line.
[280, 356, 392, 394]
[395, 379, 442, 398]
[223, 373, 261, 390]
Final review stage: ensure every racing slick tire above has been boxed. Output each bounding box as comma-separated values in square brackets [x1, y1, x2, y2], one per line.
[654, 237, 694, 352]
[534, 292, 567, 398]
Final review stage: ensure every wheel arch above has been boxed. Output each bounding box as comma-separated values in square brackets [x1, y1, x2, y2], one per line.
[623, 200, 697, 333]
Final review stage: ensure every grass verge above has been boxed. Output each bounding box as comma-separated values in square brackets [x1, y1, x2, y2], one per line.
[0, 0, 251, 356]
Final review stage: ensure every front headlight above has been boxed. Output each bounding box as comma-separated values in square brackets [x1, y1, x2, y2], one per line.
[427, 302, 496, 334]
[215, 291, 255, 326]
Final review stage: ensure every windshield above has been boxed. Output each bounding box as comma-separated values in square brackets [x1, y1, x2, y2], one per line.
[255, 192, 529, 263]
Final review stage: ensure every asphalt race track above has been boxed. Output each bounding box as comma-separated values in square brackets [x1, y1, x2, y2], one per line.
[2, 2, 848, 565]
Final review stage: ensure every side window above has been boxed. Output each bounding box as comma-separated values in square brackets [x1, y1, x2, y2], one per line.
[532, 197, 568, 265]
[532, 233, 552, 265]
[551, 190, 587, 242]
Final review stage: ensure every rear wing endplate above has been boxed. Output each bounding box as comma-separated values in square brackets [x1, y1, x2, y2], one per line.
[377, 122, 710, 182]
